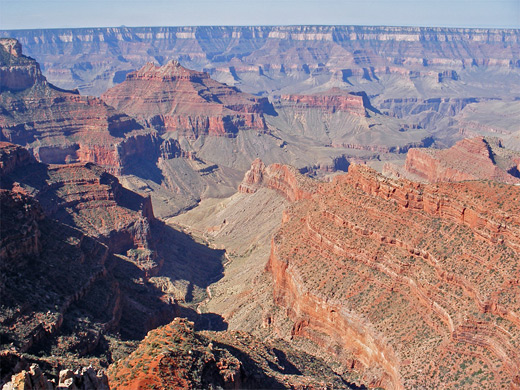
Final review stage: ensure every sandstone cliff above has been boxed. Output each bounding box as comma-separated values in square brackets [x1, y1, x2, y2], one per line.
[404, 137, 520, 184]
[280, 88, 367, 116]
[101, 60, 270, 138]
[238, 158, 316, 202]
[264, 164, 520, 389]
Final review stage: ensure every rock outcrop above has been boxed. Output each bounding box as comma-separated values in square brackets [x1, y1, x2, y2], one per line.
[101, 61, 270, 138]
[0, 143, 157, 267]
[0, 143, 179, 383]
[265, 164, 520, 389]
[0, 38, 158, 175]
[404, 137, 520, 184]
[238, 158, 316, 201]
[2, 363, 109, 390]
[108, 317, 360, 390]
[280, 88, 367, 116]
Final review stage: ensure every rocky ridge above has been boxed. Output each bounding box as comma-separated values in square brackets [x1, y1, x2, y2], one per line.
[0, 143, 226, 386]
[0, 38, 158, 176]
[401, 137, 520, 183]
[108, 317, 360, 390]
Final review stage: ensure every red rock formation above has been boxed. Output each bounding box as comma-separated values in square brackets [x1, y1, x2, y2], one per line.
[101, 61, 270, 138]
[404, 137, 520, 184]
[0, 144, 179, 382]
[238, 158, 316, 201]
[108, 317, 358, 390]
[0, 39, 157, 175]
[1, 143, 156, 257]
[281, 87, 367, 116]
[265, 164, 520, 389]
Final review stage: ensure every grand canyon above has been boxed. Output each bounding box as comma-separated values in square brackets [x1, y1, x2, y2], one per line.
[0, 22, 519, 390]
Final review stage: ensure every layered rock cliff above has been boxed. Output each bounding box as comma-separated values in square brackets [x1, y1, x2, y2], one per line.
[280, 88, 367, 116]
[1, 26, 518, 97]
[0, 38, 158, 175]
[0, 143, 157, 267]
[265, 164, 520, 389]
[404, 137, 520, 184]
[101, 61, 270, 138]
[238, 158, 316, 202]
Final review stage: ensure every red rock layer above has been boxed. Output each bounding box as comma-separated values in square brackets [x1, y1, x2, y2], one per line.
[267, 164, 520, 389]
[238, 158, 316, 202]
[101, 61, 269, 138]
[404, 137, 520, 184]
[0, 39, 157, 175]
[281, 87, 367, 116]
[0, 144, 177, 380]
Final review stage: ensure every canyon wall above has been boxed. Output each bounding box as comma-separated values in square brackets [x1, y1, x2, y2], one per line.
[1, 26, 518, 97]
[0, 38, 158, 176]
[238, 158, 316, 202]
[265, 163, 520, 389]
[404, 137, 520, 184]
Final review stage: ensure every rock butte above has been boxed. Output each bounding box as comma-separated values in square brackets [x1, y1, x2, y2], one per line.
[280, 88, 368, 117]
[101, 61, 271, 138]
[237, 159, 520, 388]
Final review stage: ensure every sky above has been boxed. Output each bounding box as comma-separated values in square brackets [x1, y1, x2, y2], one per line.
[0, 0, 518, 30]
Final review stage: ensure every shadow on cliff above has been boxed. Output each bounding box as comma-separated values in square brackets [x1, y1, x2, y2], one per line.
[153, 222, 226, 291]
[124, 158, 164, 185]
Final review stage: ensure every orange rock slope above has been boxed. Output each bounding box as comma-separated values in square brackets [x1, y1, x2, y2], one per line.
[101, 61, 271, 138]
[404, 137, 520, 184]
[263, 163, 520, 389]
[108, 318, 360, 390]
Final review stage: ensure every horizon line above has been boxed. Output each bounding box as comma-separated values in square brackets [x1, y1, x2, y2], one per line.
[1, 23, 520, 32]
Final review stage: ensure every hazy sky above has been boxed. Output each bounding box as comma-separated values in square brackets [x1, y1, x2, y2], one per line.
[0, 0, 518, 30]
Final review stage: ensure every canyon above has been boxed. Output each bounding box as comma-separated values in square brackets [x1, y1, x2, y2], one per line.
[0, 23, 519, 390]
[1, 26, 518, 152]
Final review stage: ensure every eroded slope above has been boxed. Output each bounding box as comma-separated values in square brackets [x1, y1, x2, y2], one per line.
[268, 164, 520, 389]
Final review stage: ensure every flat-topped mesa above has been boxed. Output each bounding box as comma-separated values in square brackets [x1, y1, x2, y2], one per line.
[404, 137, 520, 184]
[268, 163, 520, 389]
[238, 158, 316, 201]
[101, 60, 271, 138]
[0, 39, 158, 175]
[281, 88, 367, 116]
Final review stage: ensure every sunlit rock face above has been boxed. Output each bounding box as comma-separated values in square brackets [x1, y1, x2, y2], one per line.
[262, 163, 520, 389]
